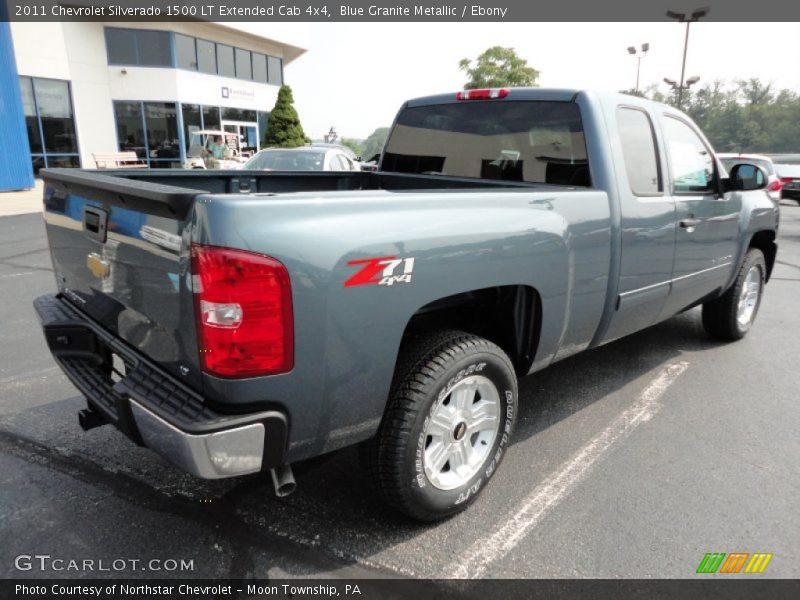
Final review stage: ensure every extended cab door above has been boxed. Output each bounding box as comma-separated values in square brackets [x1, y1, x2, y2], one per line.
[658, 115, 741, 318]
[602, 105, 676, 343]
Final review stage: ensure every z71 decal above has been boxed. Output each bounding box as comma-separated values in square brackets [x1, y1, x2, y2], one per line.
[344, 256, 415, 287]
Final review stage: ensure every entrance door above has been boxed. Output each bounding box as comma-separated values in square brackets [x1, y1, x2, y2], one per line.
[222, 121, 259, 157]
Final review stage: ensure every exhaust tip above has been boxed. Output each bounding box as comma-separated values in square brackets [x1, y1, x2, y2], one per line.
[270, 465, 296, 498]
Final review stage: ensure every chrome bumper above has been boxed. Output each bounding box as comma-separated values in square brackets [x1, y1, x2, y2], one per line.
[130, 400, 265, 479]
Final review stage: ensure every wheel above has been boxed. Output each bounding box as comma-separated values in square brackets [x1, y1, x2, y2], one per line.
[702, 248, 766, 340]
[365, 330, 518, 521]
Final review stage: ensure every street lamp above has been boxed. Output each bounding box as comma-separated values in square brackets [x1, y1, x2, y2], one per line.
[626, 43, 650, 93]
[666, 6, 709, 108]
[663, 75, 701, 101]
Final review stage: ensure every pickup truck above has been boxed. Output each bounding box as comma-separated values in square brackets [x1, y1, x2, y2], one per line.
[35, 88, 777, 521]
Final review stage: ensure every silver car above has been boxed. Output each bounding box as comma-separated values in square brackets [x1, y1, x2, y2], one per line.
[243, 146, 360, 172]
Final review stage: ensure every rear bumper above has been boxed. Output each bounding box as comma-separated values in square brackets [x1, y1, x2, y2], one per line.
[33, 293, 288, 479]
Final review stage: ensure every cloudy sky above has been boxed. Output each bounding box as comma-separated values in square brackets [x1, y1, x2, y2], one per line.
[250, 22, 800, 141]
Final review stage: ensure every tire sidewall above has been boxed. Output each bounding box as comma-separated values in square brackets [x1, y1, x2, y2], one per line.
[735, 253, 766, 336]
[405, 348, 517, 515]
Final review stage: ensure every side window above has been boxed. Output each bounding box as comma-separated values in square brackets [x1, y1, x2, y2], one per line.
[663, 116, 715, 193]
[617, 107, 660, 195]
[330, 154, 347, 171]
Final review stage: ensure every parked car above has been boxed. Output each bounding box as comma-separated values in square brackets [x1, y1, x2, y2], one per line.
[775, 163, 800, 203]
[35, 88, 776, 521]
[718, 153, 782, 205]
[244, 146, 360, 171]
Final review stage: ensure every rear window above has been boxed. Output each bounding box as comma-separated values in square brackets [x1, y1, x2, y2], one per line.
[382, 101, 590, 186]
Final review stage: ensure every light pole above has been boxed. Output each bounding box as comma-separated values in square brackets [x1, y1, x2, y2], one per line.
[666, 7, 708, 108]
[663, 75, 701, 105]
[626, 43, 650, 94]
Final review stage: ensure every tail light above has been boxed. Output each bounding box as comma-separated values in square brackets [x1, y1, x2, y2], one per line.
[780, 177, 796, 185]
[191, 244, 293, 378]
[768, 180, 782, 192]
[456, 88, 509, 100]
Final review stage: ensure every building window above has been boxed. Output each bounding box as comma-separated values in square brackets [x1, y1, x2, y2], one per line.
[222, 107, 257, 122]
[113, 100, 180, 167]
[267, 56, 283, 85]
[258, 111, 269, 147]
[216, 44, 235, 78]
[114, 101, 146, 160]
[235, 48, 252, 80]
[197, 39, 216, 74]
[105, 28, 172, 67]
[175, 34, 197, 70]
[252, 54, 267, 83]
[182, 104, 202, 151]
[20, 76, 80, 173]
[202, 106, 221, 130]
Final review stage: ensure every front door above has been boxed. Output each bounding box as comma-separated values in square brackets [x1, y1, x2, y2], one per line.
[222, 121, 259, 157]
[659, 115, 741, 318]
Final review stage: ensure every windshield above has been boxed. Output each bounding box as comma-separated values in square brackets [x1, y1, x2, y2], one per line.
[244, 150, 326, 171]
[382, 100, 590, 186]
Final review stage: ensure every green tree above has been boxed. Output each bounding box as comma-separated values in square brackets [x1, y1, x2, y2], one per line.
[263, 85, 307, 148]
[340, 137, 363, 158]
[459, 46, 539, 89]
[360, 127, 390, 161]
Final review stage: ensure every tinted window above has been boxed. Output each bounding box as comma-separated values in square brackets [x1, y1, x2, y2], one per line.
[137, 31, 172, 66]
[19, 76, 42, 154]
[217, 44, 235, 78]
[383, 101, 590, 186]
[114, 101, 146, 159]
[252, 53, 268, 83]
[105, 28, 137, 65]
[197, 39, 216, 74]
[202, 106, 221, 130]
[221, 108, 257, 122]
[182, 104, 202, 151]
[144, 102, 179, 161]
[617, 108, 660, 194]
[34, 78, 78, 154]
[267, 56, 282, 85]
[663, 116, 714, 193]
[258, 111, 269, 146]
[235, 48, 252, 80]
[175, 34, 197, 70]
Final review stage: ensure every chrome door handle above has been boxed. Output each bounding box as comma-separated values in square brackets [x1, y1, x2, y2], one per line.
[680, 218, 700, 231]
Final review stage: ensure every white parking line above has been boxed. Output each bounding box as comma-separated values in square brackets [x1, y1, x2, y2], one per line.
[448, 361, 690, 579]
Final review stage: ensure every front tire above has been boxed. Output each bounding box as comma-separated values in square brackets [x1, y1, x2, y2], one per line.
[702, 248, 766, 340]
[367, 331, 518, 521]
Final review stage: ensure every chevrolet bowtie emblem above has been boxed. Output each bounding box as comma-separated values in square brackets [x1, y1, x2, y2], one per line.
[86, 253, 110, 279]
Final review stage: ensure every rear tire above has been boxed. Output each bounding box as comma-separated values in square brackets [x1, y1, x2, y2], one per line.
[702, 249, 766, 340]
[365, 331, 518, 521]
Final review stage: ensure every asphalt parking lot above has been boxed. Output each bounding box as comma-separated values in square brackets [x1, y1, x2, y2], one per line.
[1, 201, 799, 581]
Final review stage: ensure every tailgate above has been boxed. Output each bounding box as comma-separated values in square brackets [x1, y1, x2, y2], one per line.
[41, 169, 204, 390]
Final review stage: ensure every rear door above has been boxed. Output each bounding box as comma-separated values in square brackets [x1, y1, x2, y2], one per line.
[659, 115, 741, 317]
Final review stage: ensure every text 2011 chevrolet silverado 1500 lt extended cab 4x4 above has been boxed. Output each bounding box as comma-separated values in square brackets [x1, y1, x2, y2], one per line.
[35, 88, 777, 520]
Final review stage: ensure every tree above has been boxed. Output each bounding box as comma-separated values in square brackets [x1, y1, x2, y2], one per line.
[340, 138, 363, 158]
[263, 85, 307, 148]
[459, 46, 539, 89]
[360, 127, 390, 161]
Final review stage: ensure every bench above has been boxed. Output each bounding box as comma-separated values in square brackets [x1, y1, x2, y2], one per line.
[93, 152, 147, 169]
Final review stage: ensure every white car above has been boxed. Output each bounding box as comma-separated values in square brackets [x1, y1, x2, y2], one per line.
[243, 146, 361, 172]
[718, 153, 782, 205]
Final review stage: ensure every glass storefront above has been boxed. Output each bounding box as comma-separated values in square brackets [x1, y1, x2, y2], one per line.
[19, 76, 80, 173]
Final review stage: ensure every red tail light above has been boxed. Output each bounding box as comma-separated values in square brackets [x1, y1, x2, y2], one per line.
[780, 177, 795, 185]
[191, 244, 293, 378]
[768, 180, 782, 192]
[456, 88, 509, 100]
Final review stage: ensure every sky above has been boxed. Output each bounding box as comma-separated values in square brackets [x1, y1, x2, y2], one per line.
[249, 22, 800, 141]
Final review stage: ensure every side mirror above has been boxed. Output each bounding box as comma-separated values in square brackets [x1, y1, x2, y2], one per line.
[723, 163, 768, 192]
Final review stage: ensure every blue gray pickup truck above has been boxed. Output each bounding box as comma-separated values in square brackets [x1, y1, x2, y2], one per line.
[35, 88, 778, 520]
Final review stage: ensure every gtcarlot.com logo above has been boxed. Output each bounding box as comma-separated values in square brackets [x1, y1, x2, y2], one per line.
[14, 554, 195, 572]
[696, 552, 773, 574]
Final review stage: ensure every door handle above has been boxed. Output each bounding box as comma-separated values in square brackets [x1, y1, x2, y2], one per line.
[680, 218, 700, 232]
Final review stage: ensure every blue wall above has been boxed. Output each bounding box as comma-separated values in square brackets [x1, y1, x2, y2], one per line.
[0, 20, 35, 191]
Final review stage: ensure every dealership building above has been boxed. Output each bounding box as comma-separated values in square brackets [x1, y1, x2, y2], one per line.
[0, 21, 306, 190]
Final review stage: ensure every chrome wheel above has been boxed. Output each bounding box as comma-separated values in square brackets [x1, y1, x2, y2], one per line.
[423, 375, 500, 490]
[737, 265, 762, 329]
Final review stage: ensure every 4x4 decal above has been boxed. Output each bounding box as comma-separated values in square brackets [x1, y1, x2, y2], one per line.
[345, 256, 415, 287]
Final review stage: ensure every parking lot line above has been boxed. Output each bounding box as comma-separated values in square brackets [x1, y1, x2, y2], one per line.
[447, 361, 690, 579]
